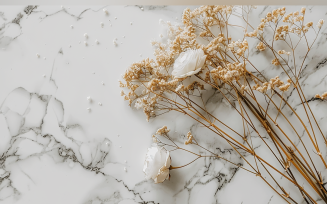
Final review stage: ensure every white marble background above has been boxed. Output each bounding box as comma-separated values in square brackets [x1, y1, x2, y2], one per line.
[0, 5, 327, 204]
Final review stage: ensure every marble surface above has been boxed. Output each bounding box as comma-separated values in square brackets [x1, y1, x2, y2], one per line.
[0, 5, 327, 204]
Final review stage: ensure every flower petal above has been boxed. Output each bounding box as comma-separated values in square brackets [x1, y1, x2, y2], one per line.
[172, 49, 206, 78]
[196, 54, 207, 69]
[143, 144, 163, 180]
[154, 167, 169, 183]
[164, 151, 171, 169]
[188, 68, 202, 76]
[143, 144, 171, 183]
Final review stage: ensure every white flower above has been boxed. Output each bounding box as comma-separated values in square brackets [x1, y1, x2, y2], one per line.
[143, 143, 171, 183]
[172, 49, 207, 78]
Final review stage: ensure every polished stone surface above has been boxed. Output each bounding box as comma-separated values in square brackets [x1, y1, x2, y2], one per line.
[0, 5, 327, 204]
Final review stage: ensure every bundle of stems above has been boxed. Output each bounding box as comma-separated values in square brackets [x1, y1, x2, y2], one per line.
[120, 5, 327, 203]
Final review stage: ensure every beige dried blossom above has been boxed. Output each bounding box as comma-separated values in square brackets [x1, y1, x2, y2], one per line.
[245, 29, 258, 37]
[152, 135, 158, 143]
[274, 25, 290, 41]
[238, 39, 249, 56]
[283, 13, 292, 22]
[302, 26, 309, 33]
[272, 58, 280, 66]
[279, 83, 291, 92]
[156, 126, 170, 135]
[204, 71, 211, 82]
[301, 7, 306, 14]
[119, 81, 126, 88]
[184, 131, 193, 145]
[241, 85, 251, 94]
[270, 76, 285, 88]
[265, 7, 286, 23]
[205, 34, 226, 55]
[278, 50, 290, 55]
[228, 39, 249, 55]
[256, 42, 266, 51]
[283, 10, 304, 24]
[317, 19, 324, 29]
[306, 22, 313, 28]
[182, 8, 193, 27]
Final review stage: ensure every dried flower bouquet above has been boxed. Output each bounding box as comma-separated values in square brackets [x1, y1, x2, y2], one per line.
[120, 5, 326, 204]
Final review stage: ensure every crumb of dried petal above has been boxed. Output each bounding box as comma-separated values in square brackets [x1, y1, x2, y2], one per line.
[156, 126, 170, 135]
[184, 131, 193, 145]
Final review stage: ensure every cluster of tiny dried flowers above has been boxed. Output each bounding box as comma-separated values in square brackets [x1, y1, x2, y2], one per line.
[256, 42, 266, 51]
[202, 33, 250, 85]
[153, 126, 173, 143]
[227, 39, 249, 56]
[244, 7, 286, 39]
[120, 6, 321, 122]
[120, 9, 209, 121]
[210, 62, 247, 84]
[182, 5, 233, 28]
[252, 76, 292, 93]
[119, 19, 204, 121]
[119, 58, 162, 121]
[279, 7, 323, 36]
[151, 126, 170, 143]
[270, 50, 291, 66]
[204, 33, 227, 56]
[120, 6, 239, 121]
[245, 7, 323, 43]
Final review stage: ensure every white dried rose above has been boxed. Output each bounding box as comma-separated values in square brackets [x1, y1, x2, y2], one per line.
[172, 49, 207, 78]
[143, 143, 171, 183]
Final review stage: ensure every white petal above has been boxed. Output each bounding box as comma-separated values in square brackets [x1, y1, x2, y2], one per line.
[196, 55, 207, 69]
[173, 52, 186, 70]
[185, 71, 196, 77]
[143, 144, 171, 183]
[172, 64, 187, 77]
[164, 151, 171, 168]
[189, 68, 202, 76]
[174, 73, 188, 78]
[151, 148, 163, 179]
[154, 167, 169, 183]
[178, 68, 202, 78]
[143, 144, 163, 180]
[159, 147, 167, 164]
